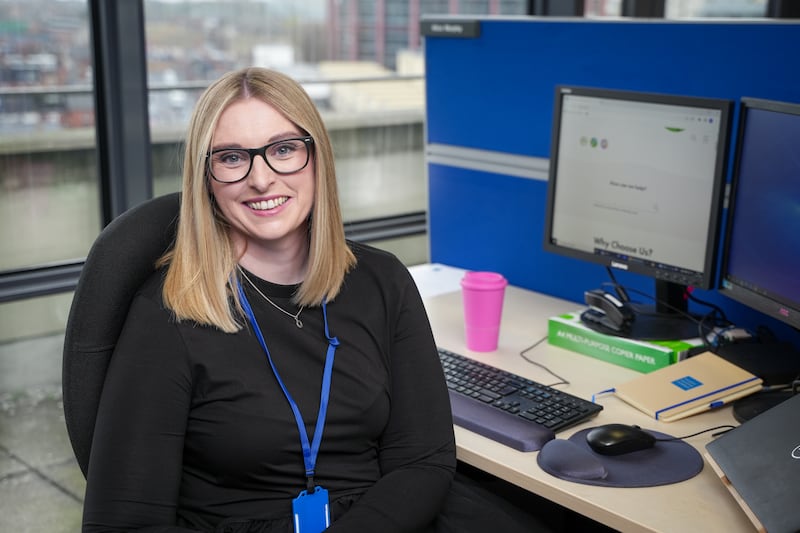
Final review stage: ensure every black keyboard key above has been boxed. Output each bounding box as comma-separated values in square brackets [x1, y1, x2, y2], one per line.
[478, 388, 502, 400]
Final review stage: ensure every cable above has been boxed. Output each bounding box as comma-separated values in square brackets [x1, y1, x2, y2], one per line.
[604, 266, 630, 302]
[654, 424, 737, 442]
[773, 379, 800, 395]
[519, 336, 570, 387]
[695, 307, 735, 352]
[686, 289, 729, 325]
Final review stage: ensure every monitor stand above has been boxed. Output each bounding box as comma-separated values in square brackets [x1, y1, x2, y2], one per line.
[626, 303, 701, 340]
[627, 280, 703, 340]
[732, 389, 796, 423]
[583, 278, 704, 341]
[718, 341, 800, 422]
[716, 341, 800, 386]
[580, 303, 701, 341]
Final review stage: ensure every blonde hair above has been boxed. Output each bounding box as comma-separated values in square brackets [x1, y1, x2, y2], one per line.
[159, 67, 355, 332]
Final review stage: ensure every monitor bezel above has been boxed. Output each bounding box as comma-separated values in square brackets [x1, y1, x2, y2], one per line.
[543, 84, 733, 293]
[718, 96, 800, 330]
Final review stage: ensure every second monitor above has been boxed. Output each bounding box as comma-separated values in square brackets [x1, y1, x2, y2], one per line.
[543, 85, 733, 340]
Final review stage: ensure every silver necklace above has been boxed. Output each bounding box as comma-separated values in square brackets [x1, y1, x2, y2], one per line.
[237, 266, 305, 328]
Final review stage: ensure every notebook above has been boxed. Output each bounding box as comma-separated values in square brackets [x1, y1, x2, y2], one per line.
[613, 351, 763, 422]
[705, 393, 800, 533]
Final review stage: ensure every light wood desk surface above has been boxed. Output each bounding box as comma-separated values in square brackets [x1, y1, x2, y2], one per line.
[421, 282, 754, 533]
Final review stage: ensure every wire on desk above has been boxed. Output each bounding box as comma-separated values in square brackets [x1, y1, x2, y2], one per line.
[519, 336, 570, 387]
[655, 424, 737, 441]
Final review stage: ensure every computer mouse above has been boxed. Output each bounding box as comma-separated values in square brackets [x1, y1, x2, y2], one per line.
[585, 424, 656, 456]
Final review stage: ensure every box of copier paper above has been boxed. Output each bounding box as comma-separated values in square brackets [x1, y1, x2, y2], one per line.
[547, 312, 704, 373]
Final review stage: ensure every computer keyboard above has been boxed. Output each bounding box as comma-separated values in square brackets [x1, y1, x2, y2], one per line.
[438, 347, 602, 452]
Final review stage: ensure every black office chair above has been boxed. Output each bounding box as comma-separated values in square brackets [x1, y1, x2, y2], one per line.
[62, 192, 180, 477]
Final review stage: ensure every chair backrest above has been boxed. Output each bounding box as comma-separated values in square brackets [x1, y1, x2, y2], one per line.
[62, 192, 180, 477]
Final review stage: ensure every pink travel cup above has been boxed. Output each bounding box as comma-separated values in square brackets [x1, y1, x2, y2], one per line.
[460, 271, 508, 352]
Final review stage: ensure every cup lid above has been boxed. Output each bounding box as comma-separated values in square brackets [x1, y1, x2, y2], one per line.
[460, 271, 508, 290]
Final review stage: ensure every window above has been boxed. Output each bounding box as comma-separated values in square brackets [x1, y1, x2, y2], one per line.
[0, 0, 98, 273]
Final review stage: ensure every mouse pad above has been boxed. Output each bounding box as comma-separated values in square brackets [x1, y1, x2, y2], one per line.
[537, 428, 703, 487]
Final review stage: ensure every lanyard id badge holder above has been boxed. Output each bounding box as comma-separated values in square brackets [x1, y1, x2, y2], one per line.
[292, 485, 330, 532]
[238, 280, 338, 533]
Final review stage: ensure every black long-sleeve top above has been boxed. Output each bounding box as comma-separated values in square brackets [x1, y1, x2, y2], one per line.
[82, 242, 457, 532]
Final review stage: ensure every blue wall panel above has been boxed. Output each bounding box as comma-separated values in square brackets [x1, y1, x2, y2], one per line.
[428, 163, 613, 301]
[426, 19, 800, 157]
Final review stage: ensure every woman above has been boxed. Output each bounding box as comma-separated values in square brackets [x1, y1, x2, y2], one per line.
[82, 67, 543, 533]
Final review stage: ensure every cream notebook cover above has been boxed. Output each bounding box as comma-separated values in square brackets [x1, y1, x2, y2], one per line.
[614, 351, 763, 422]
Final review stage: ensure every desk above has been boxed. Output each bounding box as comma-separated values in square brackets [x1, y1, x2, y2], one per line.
[420, 278, 753, 533]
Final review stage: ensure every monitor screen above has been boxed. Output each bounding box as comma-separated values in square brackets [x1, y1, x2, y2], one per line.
[543, 85, 732, 340]
[719, 97, 800, 330]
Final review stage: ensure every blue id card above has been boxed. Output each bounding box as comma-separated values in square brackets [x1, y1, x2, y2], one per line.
[292, 486, 330, 533]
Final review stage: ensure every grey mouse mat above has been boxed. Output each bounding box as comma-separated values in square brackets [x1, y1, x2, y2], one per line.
[537, 427, 703, 487]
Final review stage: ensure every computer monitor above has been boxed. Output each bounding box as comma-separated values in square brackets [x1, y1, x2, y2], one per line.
[543, 85, 732, 340]
[717, 97, 800, 412]
[719, 97, 800, 331]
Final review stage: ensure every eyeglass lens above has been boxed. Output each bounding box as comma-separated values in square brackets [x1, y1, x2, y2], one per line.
[209, 137, 311, 182]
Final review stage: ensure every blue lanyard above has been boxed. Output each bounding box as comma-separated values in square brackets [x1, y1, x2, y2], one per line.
[236, 279, 339, 489]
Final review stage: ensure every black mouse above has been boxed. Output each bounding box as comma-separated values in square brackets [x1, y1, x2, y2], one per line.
[585, 424, 656, 456]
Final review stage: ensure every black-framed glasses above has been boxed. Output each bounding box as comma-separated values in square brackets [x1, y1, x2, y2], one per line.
[206, 135, 314, 183]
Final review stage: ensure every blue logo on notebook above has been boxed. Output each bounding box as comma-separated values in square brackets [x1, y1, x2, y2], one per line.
[672, 376, 702, 390]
